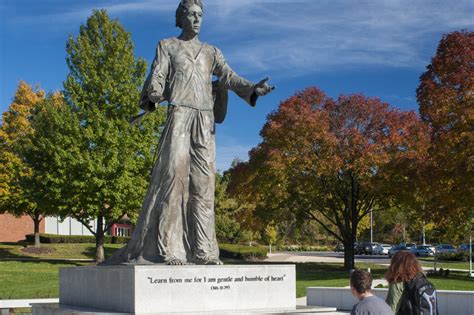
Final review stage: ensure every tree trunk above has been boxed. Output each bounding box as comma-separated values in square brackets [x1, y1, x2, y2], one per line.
[33, 210, 42, 248]
[343, 174, 358, 270]
[343, 235, 355, 270]
[95, 215, 105, 263]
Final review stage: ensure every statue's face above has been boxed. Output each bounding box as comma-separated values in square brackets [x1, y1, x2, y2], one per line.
[182, 5, 203, 35]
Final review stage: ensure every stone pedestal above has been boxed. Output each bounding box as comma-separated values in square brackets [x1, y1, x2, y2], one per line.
[36, 264, 302, 314]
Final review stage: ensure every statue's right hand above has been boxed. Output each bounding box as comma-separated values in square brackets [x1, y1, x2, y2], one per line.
[148, 91, 163, 104]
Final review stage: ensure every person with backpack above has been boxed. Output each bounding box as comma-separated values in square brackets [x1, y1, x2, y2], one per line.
[385, 251, 439, 315]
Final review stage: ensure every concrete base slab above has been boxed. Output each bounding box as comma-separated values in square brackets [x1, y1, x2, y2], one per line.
[58, 265, 297, 314]
[32, 303, 338, 315]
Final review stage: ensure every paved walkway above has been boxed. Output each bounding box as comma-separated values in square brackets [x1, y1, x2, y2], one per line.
[0, 257, 94, 262]
[306, 312, 350, 314]
[265, 252, 472, 273]
[297, 297, 350, 314]
[266, 253, 344, 263]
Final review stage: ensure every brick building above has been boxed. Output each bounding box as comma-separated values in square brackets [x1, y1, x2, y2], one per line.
[0, 213, 131, 242]
[0, 213, 45, 242]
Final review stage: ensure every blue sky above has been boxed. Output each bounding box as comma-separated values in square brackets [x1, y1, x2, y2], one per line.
[1, 0, 473, 171]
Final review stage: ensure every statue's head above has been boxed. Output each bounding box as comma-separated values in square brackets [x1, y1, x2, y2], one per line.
[176, 0, 204, 35]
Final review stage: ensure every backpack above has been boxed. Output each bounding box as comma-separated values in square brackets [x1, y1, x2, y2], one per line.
[398, 273, 439, 315]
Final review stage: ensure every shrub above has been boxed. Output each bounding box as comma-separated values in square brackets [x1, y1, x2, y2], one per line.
[276, 245, 331, 252]
[215, 213, 240, 243]
[25, 234, 130, 244]
[436, 252, 472, 262]
[219, 243, 268, 260]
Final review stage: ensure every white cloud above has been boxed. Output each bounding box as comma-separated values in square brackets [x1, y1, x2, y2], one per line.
[205, 0, 473, 77]
[6, 0, 473, 77]
[103, 0, 176, 14]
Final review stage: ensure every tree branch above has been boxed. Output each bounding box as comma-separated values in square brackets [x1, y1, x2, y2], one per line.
[305, 210, 342, 242]
[103, 211, 128, 232]
[74, 215, 97, 236]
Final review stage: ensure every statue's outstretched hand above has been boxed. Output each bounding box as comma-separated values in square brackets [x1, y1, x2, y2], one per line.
[255, 77, 275, 96]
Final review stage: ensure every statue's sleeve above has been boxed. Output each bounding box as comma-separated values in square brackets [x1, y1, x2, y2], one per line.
[139, 41, 170, 111]
[212, 47, 258, 107]
[148, 41, 170, 102]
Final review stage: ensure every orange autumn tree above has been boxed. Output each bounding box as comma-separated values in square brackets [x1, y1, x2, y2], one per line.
[0, 81, 55, 247]
[229, 87, 429, 269]
[417, 30, 473, 229]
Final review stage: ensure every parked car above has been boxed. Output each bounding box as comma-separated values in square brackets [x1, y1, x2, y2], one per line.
[356, 242, 384, 255]
[418, 244, 436, 253]
[372, 243, 384, 255]
[458, 244, 474, 252]
[400, 242, 417, 249]
[358, 242, 375, 255]
[410, 245, 434, 257]
[388, 245, 409, 258]
[435, 244, 457, 254]
[381, 244, 392, 255]
[426, 244, 436, 253]
[334, 243, 344, 252]
[354, 242, 363, 254]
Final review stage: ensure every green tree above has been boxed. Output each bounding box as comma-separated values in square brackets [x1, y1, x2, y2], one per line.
[264, 223, 278, 253]
[215, 169, 268, 245]
[0, 81, 56, 247]
[26, 10, 166, 262]
[214, 172, 241, 243]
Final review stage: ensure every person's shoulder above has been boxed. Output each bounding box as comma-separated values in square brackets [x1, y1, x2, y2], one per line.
[369, 295, 387, 302]
[157, 37, 179, 49]
[351, 300, 360, 315]
[202, 42, 222, 55]
[366, 296, 393, 312]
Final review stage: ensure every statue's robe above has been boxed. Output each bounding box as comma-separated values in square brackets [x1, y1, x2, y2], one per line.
[104, 37, 257, 265]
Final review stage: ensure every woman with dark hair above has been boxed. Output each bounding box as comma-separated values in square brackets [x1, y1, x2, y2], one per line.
[104, 0, 274, 266]
[384, 251, 423, 313]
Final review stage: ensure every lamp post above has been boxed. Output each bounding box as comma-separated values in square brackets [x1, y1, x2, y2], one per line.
[470, 213, 473, 277]
[422, 220, 426, 245]
[422, 203, 426, 245]
[370, 208, 373, 244]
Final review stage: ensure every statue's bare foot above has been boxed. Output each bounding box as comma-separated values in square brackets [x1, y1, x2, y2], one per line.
[205, 259, 223, 265]
[166, 258, 185, 265]
[193, 257, 224, 265]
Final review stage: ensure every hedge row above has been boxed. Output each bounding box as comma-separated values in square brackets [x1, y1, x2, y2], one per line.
[25, 233, 130, 244]
[24, 235, 267, 260]
[436, 252, 473, 262]
[219, 244, 268, 260]
[277, 245, 332, 252]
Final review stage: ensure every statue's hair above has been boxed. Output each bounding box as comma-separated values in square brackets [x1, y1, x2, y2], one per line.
[175, 0, 204, 29]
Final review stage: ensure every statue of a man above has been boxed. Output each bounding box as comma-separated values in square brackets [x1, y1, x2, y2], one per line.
[104, 0, 274, 266]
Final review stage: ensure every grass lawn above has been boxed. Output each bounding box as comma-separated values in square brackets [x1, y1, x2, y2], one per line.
[294, 262, 474, 297]
[418, 257, 473, 270]
[3, 260, 473, 299]
[1, 243, 474, 299]
[295, 263, 388, 297]
[0, 261, 89, 299]
[428, 271, 474, 291]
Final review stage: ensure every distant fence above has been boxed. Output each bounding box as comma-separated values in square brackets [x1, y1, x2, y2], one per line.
[0, 299, 58, 315]
[307, 287, 474, 315]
